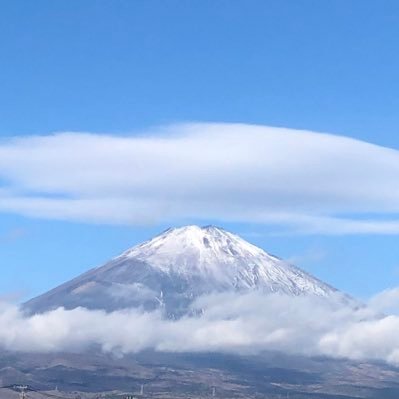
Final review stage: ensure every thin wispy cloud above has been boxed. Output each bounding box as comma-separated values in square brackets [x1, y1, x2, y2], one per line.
[1, 123, 399, 234]
[0, 227, 27, 242]
[286, 246, 327, 266]
[369, 287, 399, 315]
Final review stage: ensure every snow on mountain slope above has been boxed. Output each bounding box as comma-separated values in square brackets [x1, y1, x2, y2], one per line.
[121, 225, 335, 295]
[25, 225, 343, 316]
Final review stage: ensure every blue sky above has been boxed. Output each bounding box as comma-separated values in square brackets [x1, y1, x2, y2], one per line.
[1, 0, 399, 300]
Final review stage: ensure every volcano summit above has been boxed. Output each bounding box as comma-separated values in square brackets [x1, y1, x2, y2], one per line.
[26, 225, 341, 315]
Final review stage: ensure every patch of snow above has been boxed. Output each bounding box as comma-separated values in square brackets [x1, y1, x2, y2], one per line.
[120, 225, 337, 297]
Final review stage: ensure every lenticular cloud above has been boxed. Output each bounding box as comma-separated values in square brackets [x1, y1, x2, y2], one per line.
[1, 123, 399, 233]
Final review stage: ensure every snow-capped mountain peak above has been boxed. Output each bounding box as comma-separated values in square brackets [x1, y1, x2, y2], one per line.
[25, 225, 343, 316]
[121, 225, 271, 273]
[118, 225, 335, 295]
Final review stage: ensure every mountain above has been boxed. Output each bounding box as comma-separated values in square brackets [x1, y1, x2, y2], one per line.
[25, 225, 343, 315]
[12, 226, 398, 399]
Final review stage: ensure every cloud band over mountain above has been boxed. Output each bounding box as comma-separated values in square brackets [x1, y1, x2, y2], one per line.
[1, 123, 399, 234]
[3, 291, 399, 365]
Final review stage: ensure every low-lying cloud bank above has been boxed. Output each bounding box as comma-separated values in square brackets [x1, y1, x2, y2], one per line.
[2, 291, 399, 365]
[1, 123, 399, 234]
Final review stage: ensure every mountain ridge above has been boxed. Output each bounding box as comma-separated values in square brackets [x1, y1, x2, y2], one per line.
[25, 225, 343, 316]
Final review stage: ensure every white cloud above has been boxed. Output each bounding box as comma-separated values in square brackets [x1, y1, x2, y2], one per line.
[369, 287, 399, 315]
[3, 292, 399, 365]
[1, 123, 399, 233]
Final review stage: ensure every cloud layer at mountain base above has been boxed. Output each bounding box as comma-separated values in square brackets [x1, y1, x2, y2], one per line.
[1, 123, 399, 234]
[2, 291, 399, 365]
